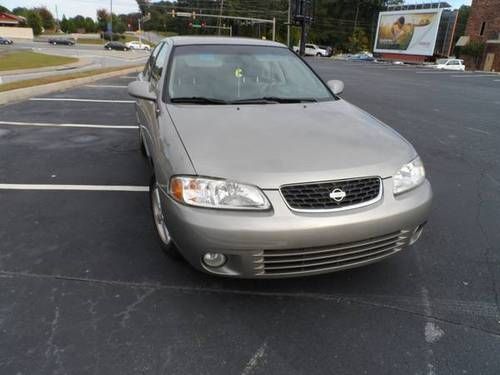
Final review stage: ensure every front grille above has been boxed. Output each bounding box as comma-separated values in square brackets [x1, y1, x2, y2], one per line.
[280, 177, 381, 211]
[254, 230, 412, 277]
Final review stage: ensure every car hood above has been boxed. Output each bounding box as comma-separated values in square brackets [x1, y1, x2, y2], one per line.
[167, 100, 416, 189]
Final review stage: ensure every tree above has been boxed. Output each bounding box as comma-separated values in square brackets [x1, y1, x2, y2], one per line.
[0, 5, 10, 13]
[12, 7, 29, 17]
[85, 17, 97, 33]
[34, 7, 55, 31]
[97, 9, 109, 32]
[27, 11, 43, 36]
[348, 27, 370, 52]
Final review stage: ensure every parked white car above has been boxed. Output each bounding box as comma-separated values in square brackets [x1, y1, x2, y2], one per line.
[434, 59, 465, 71]
[126, 41, 151, 51]
[293, 44, 329, 57]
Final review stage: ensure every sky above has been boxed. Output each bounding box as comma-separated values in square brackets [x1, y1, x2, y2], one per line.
[1, 0, 472, 20]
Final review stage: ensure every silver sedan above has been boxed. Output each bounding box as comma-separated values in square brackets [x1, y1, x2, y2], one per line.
[128, 36, 432, 278]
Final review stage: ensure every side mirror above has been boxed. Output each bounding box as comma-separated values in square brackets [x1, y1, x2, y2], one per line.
[327, 80, 344, 95]
[128, 81, 156, 101]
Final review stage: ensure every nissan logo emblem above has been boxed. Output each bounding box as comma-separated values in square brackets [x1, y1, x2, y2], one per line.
[329, 188, 346, 202]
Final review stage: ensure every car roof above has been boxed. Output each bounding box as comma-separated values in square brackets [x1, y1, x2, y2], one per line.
[164, 36, 286, 48]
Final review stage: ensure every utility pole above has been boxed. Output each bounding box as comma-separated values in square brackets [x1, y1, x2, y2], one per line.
[54, 5, 60, 31]
[354, 0, 360, 31]
[217, 0, 224, 35]
[287, 0, 291, 47]
[297, 0, 312, 56]
[109, 0, 113, 41]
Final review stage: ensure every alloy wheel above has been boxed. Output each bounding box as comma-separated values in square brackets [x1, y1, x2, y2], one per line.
[152, 186, 171, 246]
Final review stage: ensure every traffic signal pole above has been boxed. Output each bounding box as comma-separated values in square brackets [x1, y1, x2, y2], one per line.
[171, 10, 276, 41]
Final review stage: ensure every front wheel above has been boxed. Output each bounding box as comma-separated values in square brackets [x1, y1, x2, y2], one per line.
[150, 177, 182, 259]
[316, 52, 322, 57]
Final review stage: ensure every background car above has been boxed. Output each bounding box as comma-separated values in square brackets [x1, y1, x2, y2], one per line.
[48, 38, 75, 46]
[0, 37, 14, 45]
[434, 58, 465, 71]
[293, 43, 329, 57]
[318, 45, 333, 57]
[126, 41, 151, 50]
[104, 41, 130, 51]
[348, 53, 376, 62]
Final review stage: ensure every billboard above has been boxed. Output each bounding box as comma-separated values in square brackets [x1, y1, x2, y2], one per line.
[374, 9, 443, 56]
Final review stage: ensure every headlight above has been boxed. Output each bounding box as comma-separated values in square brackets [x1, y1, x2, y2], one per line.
[393, 157, 426, 195]
[169, 176, 271, 210]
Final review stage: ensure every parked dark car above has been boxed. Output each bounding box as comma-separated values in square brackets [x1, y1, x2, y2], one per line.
[0, 37, 14, 45]
[48, 38, 75, 46]
[104, 41, 130, 51]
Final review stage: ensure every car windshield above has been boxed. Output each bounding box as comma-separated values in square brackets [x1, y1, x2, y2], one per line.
[167, 45, 334, 104]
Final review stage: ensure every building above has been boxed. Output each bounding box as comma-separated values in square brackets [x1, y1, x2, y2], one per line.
[459, 0, 500, 71]
[0, 12, 25, 27]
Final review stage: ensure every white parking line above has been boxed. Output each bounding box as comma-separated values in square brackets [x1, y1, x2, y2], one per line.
[85, 85, 128, 89]
[466, 127, 490, 135]
[30, 98, 135, 104]
[0, 120, 138, 129]
[451, 75, 497, 78]
[0, 184, 149, 192]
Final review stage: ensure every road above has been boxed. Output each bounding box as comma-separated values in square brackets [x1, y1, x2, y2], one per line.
[0, 59, 499, 374]
[0, 41, 149, 84]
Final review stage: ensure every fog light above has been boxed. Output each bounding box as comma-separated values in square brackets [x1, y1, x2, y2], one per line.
[202, 252, 227, 268]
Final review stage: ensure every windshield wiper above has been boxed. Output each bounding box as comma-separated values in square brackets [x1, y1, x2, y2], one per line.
[232, 97, 318, 104]
[170, 97, 229, 105]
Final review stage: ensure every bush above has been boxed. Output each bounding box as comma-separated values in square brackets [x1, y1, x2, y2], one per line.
[461, 40, 485, 68]
[101, 32, 125, 41]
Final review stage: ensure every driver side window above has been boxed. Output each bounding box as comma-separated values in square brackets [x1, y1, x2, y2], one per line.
[143, 43, 164, 81]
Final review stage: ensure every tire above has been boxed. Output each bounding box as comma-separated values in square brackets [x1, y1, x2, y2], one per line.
[150, 176, 182, 259]
[316, 52, 322, 57]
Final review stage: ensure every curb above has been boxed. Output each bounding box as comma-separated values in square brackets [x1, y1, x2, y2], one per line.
[0, 66, 141, 106]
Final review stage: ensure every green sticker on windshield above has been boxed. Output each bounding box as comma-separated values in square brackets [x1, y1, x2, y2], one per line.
[234, 68, 244, 78]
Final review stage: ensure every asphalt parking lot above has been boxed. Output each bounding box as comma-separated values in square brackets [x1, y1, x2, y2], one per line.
[0, 60, 499, 374]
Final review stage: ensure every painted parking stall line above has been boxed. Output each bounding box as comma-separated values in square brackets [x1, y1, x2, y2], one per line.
[451, 74, 497, 78]
[0, 184, 149, 192]
[85, 85, 128, 89]
[0, 120, 138, 129]
[30, 98, 135, 104]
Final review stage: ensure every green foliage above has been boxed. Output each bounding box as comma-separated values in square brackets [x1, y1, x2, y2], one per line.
[34, 7, 55, 30]
[12, 7, 29, 17]
[0, 5, 10, 13]
[461, 40, 485, 67]
[27, 11, 43, 36]
[348, 28, 370, 53]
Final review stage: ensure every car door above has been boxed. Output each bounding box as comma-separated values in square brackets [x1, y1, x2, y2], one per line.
[447, 60, 460, 71]
[136, 43, 164, 156]
[305, 44, 315, 56]
[145, 41, 172, 168]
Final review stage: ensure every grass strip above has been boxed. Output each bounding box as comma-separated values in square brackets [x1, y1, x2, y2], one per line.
[0, 51, 78, 71]
[0, 66, 139, 92]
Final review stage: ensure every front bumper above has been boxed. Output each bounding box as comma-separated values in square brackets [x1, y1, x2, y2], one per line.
[161, 178, 432, 278]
